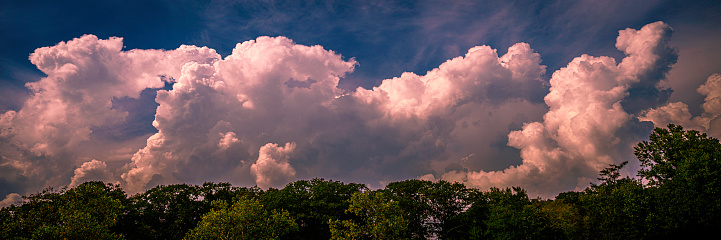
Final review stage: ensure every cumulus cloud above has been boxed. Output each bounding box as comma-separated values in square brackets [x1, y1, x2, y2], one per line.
[251, 142, 297, 189]
[0, 21, 695, 198]
[120, 36, 358, 192]
[0, 35, 220, 194]
[354, 42, 546, 118]
[439, 21, 677, 197]
[0, 193, 22, 209]
[117, 33, 551, 193]
[641, 73, 721, 138]
[69, 159, 115, 187]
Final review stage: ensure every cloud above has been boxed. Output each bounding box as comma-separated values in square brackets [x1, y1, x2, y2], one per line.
[439, 22, 677, 197]
[251, 142, 297, 189]
[0, 21, 695, 198]
[120, 36, 357, 193]
[641, 73, 721, 138]
[0, 31, 561, 196]
[0, 35, 220, 194]
[0, 193, 22, 209]
[353, 42, 546, 118]
[118, 34, 550, 193]
[69, 159, 115, 187]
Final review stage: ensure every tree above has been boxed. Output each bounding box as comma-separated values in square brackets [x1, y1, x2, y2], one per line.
[596, 161, 628, 186]
[329, 192, 408, 240]
[383, 180, 472, 239]
[538, 199, 579, 239]
[634, 124, 721, 237]
[481, 187, 561, 240]
[261, 178, 367, 240]
[578, 175, 650, 239]
[184, 197, 297, 240]
[124, 184, 206, 240]
[0, 181, 127, 240]
[382, 180, 432, 239]
[635, 124, 721, 186]
[442, 188, 488, 240]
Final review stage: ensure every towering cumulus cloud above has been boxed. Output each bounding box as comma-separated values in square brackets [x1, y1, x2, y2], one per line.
[0, 22, 696, 198]
[441, 22, 677, 196]
[121, 36, 357, 192]
[251, 142, 297, 189]
[1, 35, 219, 194]
[120, 35, 548, 193]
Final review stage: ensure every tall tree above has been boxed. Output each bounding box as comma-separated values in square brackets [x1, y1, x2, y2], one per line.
[634, 124, 721, 237]
[577, 162, 650, 240]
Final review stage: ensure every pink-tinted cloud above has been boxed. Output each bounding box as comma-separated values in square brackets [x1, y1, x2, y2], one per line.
[0, 35, 219, 192]
[440, 22, 678, 197]
[121, 36, 357, 192]
[251, 142, 297, 189]
[641, 73, 721, 138]
[1, 21, 708, 198]
[69, 159, 115, 187]
[0, 193, 22, 209]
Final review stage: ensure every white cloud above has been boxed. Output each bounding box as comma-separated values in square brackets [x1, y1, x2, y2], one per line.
[442, 22, 678, 197]
[69, 159, 114, 187]
[0, 193, 22, 209]
[353, 42, 545, 119]
[0, 21, 698, 198]
[120, 36, 357, 193]
[641, 73, 721, 138]
[0, 35, 220, 193]
[251, 142, 297, 189]
[117, 34, 551, 193]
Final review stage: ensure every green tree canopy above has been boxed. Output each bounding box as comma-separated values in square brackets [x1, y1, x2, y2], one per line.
[481, 187, 562, 240]
[634, 124, 721, 236]
[329, 192, 408, 240]
[184, 197, 297, 240]
[0, 181, 126, 240]
[383, 180, 472, 239]
[261, 178, 367, 239]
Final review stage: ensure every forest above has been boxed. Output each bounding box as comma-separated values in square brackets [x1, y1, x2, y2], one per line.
[1, 124, 719, 240]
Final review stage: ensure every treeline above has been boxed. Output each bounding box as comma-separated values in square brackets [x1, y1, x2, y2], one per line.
[1, 124, 720, 239]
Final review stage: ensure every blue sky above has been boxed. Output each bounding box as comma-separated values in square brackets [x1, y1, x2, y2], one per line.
[1, 0, 720, 201]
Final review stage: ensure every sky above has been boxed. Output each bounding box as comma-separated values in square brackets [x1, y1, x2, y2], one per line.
[1, 0, 720, 204]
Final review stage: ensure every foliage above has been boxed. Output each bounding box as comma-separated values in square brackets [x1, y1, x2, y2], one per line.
[634, 124, 721, 237]
[481, 187, 563, 240]
[538, 199, 579, 239]
[329, 192, 408, 240]
[0, 181, 126, 240]
[121, 182, 260, 240]
[184, 197, 297, 240]
[383, 180, 472, 239]
[578, 175, 650, 239]
[124, 183, 206, 240]
[261, 178, 368, 239]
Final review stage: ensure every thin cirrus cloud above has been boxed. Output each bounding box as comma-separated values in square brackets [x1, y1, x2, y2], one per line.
[0, 21, 718, 201]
